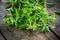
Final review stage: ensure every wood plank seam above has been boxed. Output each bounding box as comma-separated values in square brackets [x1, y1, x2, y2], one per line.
[0, 29, 7, 40]
[49, 27, 60, 40]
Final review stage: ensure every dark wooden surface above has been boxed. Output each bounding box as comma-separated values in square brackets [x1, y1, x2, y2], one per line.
[52, 27, 60, 38]
[0, 26, 59, 40]
[0, 26, 60, 40]
[0, 34, 4, 40]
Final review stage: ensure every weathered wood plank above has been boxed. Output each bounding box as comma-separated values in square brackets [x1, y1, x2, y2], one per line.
[0, 34, 4, 40]
[45, 31, 58, 40]
[51, 27, 60, 38]
[0, 26, 58, 40]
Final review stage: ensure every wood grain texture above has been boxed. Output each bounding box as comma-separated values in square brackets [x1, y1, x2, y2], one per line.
[51, 27, 60, 38]
[0, 26, 58, 40]
[0, 34, 4, 40]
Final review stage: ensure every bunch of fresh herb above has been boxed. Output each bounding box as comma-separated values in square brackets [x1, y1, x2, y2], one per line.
[3, 0, 56, 32]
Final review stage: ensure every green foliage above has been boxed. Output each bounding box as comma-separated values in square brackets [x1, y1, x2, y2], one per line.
[55, 10, 60, 15]
[47, 3, 55, 8]
[3, 0, 56, 32]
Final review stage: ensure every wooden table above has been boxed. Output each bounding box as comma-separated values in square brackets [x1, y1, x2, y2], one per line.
[0, 26, 60, 40]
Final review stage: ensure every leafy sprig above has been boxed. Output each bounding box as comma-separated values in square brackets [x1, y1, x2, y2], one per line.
[3, 0, 56, 32]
